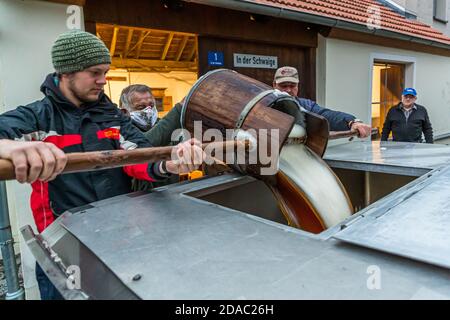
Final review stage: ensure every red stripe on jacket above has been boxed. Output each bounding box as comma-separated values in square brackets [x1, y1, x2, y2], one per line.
[43, 134, 82, 148]
[117, 131, 156, 182]
[31, 134, 81, 232]
[123, 164, 155, 182]
[30, 181, 54, 233]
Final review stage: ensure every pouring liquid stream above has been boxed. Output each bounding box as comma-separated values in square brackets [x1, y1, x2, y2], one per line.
[267, 125, 353, 234]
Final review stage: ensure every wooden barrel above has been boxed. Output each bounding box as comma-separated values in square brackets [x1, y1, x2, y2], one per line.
[181, 69, 301, 176]
[181, 69, 351, 233]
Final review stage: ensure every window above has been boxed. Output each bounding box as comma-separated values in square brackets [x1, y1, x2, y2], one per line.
[434, 0, 448, 23]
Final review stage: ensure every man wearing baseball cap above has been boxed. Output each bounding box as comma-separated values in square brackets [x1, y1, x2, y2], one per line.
[0, 30, 204, 299]
[381, 88, 433, 143]
[273, 66, 371, 138]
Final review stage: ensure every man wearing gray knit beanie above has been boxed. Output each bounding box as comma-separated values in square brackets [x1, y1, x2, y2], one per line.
[0, 30, 204, 299]
[51, 30, 112, 105]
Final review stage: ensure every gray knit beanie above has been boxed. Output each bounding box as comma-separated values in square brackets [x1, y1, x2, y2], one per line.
[51, 30, 111, 74]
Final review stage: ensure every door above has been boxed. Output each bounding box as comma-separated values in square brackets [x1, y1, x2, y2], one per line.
[371, 63, 404, 140]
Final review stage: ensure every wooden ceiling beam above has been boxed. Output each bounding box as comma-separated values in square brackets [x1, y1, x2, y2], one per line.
[187, 37, 198, 62]
[123, 28, 134, 58]
[97, 23, 196, 38]
[110, 26, 119, 57]
[161, 32, 175, 60]
[134, 31, 150, 59]
[112, 57, 197, 70]
[175, 36, 189, 61]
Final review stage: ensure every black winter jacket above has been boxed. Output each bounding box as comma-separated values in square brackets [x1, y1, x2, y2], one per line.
[381, 103, 433, 143]
[0, 74, 166, 232]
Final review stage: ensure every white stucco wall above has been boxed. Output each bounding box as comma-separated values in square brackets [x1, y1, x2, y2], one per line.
[0, 0, 83, 299]
[317, 35, 450, 144]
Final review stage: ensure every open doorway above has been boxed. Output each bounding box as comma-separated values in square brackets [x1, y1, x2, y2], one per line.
[371, 62, 405, 140]
[97, 23, 198, 117]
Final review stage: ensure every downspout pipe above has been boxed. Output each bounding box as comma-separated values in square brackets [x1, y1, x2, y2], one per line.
[0, 181, 25, 300]
[184, 0, 450, 50]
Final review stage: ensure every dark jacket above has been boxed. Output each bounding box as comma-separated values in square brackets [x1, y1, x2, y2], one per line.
[381, 103, 433, 143]
[0, 74, 167, 232]
[296, 97, 355, 131]
[133, 103, 183, 191]
[144, 103, 183, 147]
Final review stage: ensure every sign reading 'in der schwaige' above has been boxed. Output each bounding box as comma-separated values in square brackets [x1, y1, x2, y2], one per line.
[233, 53, 278, 69]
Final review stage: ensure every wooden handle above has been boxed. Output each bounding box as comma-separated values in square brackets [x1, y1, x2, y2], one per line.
[328, 130, 359, 140]
[329, 128, 378, 140]
[0, 140, 248, 181]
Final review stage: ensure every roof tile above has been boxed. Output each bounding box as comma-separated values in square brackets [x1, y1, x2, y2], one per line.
[247, 0, 450, 45]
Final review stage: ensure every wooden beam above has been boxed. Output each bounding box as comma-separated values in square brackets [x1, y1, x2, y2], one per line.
[123, 29, 134, 58]
[110, 26, 119, 57]
[134, 31, 150, 59]
[161, 32, 174, 60]
[175, 36, 189, 61]
[112, 57, 197, 71]
[188, 36, 198, 62]
[41, 0, 85, 5]
[97, 23, 196, 38]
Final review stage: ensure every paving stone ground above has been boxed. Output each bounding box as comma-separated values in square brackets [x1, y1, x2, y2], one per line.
[0, 255, 23, 300]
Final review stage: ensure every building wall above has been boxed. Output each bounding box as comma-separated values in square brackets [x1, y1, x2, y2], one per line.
[390, 0, 450, 37]
[0, 0, 82, 299]
[317, 35, 450, 144]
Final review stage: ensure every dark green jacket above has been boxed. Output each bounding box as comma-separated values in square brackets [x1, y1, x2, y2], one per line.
[145, 103, 183, 146]
[133, 103, 183, 191]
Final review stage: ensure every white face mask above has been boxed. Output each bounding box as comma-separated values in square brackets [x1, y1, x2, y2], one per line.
[130, 106, 158, 131]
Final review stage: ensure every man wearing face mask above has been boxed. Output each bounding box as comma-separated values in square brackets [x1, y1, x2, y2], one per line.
[120, 84, 159, 132]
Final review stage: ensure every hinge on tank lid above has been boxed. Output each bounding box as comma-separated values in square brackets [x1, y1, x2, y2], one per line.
[339, 214, 365, 230]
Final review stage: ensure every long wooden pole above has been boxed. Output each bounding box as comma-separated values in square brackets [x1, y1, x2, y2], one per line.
[328, 129, 359, 140]
[329, 128, 378, 140]
[0, 140, 248, 181]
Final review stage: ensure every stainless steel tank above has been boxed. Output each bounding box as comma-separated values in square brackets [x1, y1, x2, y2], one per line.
[21, 141, 450, 299]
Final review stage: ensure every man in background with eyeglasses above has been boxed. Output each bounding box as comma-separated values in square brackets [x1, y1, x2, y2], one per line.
[381, 88, 433, 143]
